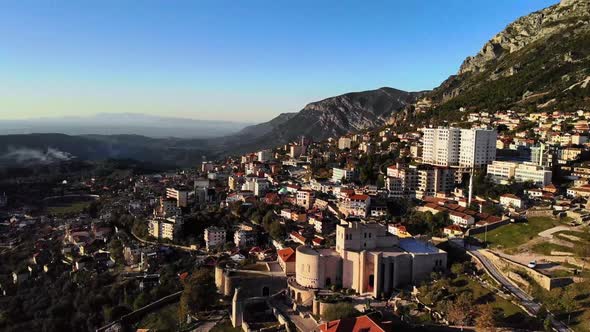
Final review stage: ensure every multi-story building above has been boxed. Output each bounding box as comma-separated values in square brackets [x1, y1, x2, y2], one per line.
[332, 167, 357, 183]
[459, 128, 497, 167]
[338, 137, 352, 150]
[416, 166, 456, 198]
[386, 163, 455, 199]
[166, 187, 189, 207]
[422, 127, 461, 167]
[148, 216, 183, 241]
[422, 127, 497, 168]
[204, 227, 226, 251]
[257, 149, 273, 162]
[254, 179, 270, 197]
[487, 161, 552, 186]
[515, 163, 552, 186]
[296, 189, 314, 210]
[234, 228, 257, 248]
[339, 194, 371, 217]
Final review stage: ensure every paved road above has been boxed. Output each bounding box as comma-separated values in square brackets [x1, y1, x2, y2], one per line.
[469, 248, 572, 332]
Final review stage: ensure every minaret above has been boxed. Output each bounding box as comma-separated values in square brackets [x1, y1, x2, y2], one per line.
[468, 170, 474, 208]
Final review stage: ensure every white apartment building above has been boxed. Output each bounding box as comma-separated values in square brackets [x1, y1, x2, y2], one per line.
[514, 163, 552, 187]
[204, 226, 226, 251]
[332, 167, 356, 183]
[487, 161, 552, 186]
[422, 127, 497, 168]
[459, 128, 497, 167]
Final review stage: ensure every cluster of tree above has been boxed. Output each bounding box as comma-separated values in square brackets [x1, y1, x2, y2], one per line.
[403, 211, 451, 237]
[178, 268, 217, 324]
[470, 171, 535, 200]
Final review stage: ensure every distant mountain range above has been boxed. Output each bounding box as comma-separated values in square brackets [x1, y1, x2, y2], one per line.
[1, 0, 589, 167]
[0, 113, 252, 138]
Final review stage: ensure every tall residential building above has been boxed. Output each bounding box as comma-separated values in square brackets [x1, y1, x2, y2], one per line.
[422, 127, 497, 168]
[459, 128, 497, 167]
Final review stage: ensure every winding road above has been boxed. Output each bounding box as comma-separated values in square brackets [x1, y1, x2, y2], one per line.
[468, 248, 572, 332]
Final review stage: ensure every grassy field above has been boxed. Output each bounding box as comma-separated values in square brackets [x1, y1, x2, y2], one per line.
[531, 242, 573, 255]
[47, 201, 91, 216]
[475, 217, 558, 249]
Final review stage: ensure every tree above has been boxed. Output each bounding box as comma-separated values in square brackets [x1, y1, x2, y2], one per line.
[109, 239, 124, 263]
[269, 221, 286, 241]
[475, 304, 495, 332]
[560, 288, 579, 324]
[446, 292, 472, 330]
[178, 269, 217, 319]
[322, 302, 358, 321]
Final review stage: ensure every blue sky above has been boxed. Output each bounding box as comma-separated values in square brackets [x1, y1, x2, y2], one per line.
[0, 0, 557, 122]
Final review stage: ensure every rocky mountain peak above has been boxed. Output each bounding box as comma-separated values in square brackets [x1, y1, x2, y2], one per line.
[459, 0, 590, 75]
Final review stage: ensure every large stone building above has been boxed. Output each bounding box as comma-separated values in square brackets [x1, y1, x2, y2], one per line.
[287, 220, 447, 301]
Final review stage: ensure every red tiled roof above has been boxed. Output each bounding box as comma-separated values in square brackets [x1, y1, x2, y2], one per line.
[319, 315, 390, 332]
[349, 194, 369, 201]
[277, 247, 296, 263]
[290, 231, 306, 242]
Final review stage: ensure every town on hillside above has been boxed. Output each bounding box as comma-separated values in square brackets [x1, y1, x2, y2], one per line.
[3, 109, 590, 331]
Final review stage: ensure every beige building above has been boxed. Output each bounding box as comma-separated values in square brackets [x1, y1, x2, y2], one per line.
[338, 137, 352, 150]
[166, 187, 189, 207]
[296, 189, 314, 210]
[288, 220, 447, 301]
[148, 216, 183, 240]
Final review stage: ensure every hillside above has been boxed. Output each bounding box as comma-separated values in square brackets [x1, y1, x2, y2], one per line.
[215, 87, 422, 154]
[406, 0, 590, 126]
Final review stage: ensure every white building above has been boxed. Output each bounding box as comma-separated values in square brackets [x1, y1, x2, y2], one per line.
[338, 137, 352, 150]
[500, 194, 523, 209]
[487, 161, 552, 187]
[332, 167, 356, 183]
[514, 163, 552, 187]
[422, 127, 497, 168]
[204, 227, 226, 251]
[257, 149, 273, 162]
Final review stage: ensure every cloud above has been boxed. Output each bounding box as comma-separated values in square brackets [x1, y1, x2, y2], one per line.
[2, 147, 75, 165]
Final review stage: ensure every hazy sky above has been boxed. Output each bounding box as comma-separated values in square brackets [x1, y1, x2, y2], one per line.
[0, 0, 556, 122]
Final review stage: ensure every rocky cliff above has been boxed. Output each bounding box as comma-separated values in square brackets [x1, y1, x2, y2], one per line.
[423, 0, 590, 116]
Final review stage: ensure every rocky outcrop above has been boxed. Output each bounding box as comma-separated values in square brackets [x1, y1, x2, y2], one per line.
[459, 0, 590, 75]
